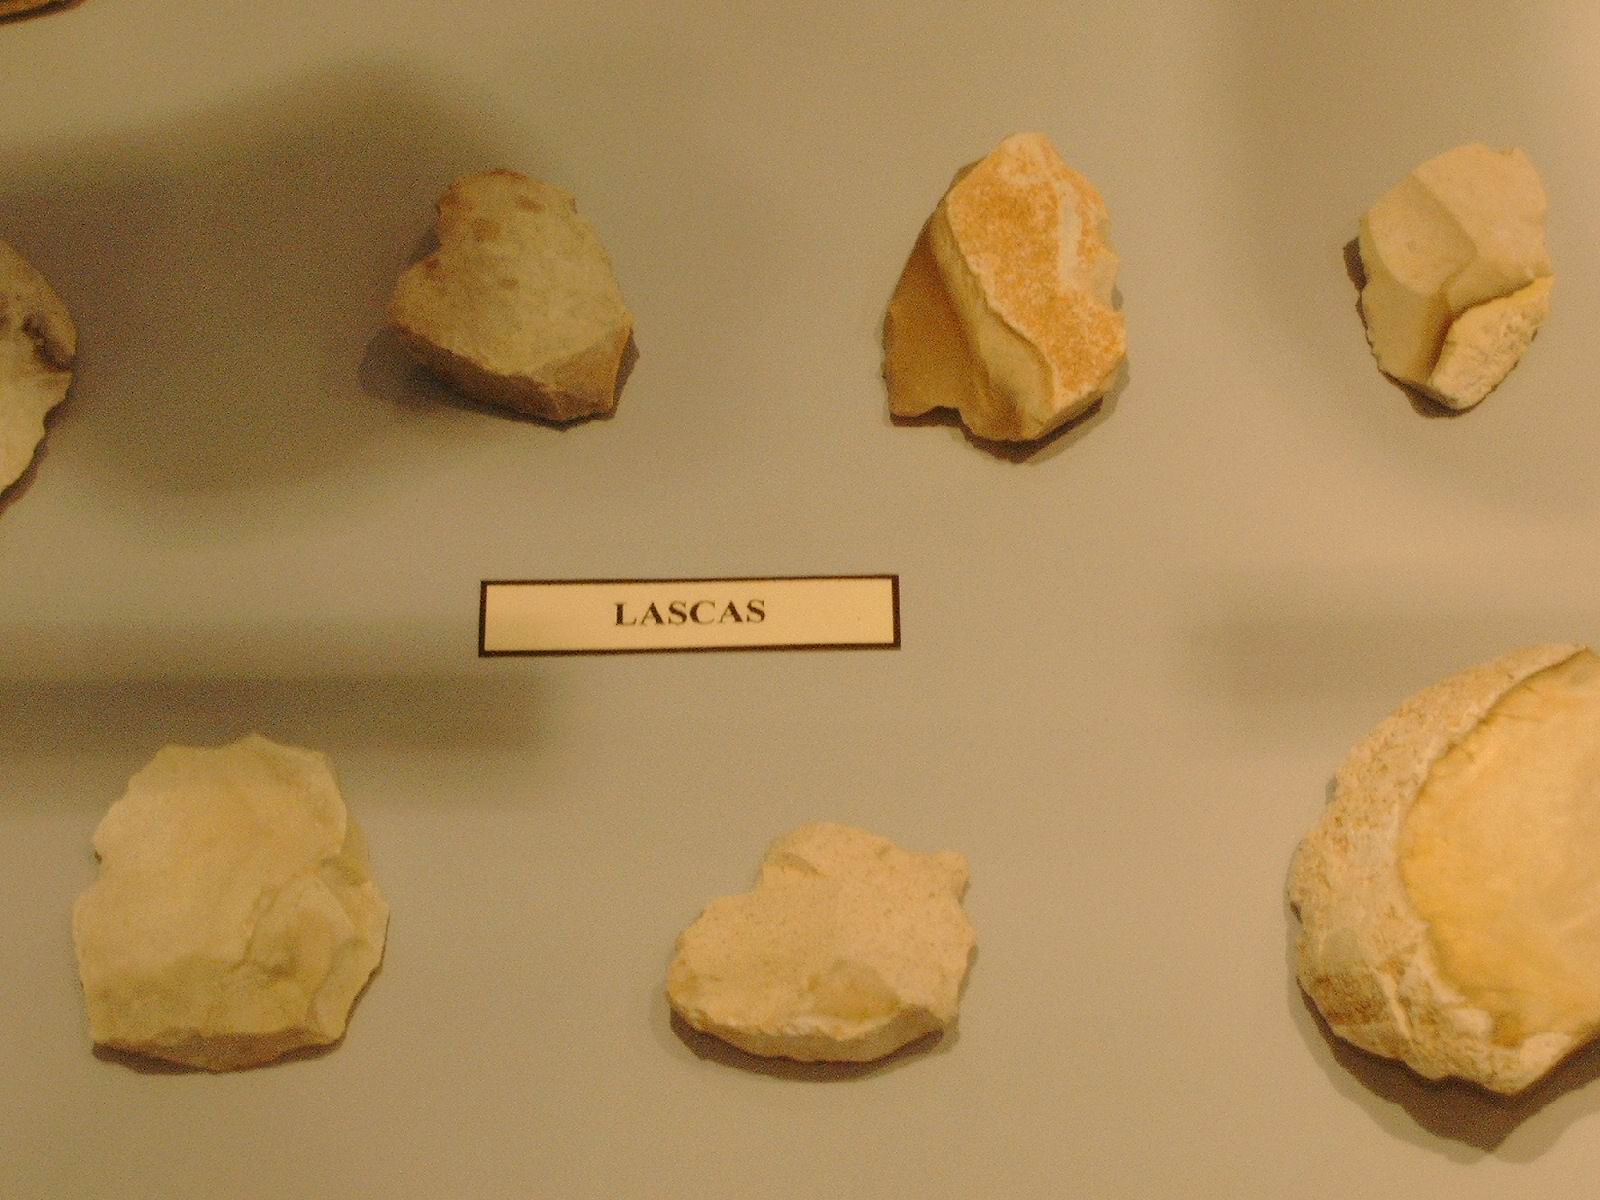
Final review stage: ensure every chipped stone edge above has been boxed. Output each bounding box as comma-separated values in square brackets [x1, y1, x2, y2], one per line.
[667, 824, 975, 1064]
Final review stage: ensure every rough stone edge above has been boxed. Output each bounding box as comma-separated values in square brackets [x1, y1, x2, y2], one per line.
[1287, 642, 1584, 1093]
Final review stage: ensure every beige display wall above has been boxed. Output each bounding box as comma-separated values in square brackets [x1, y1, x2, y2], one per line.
[5, 2, 1600, 1196]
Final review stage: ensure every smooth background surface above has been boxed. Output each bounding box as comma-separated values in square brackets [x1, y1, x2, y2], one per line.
[4, 2, 1600, 1196]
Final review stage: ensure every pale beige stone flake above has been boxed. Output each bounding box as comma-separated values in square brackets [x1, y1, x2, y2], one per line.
[1357, 143, 1551, 410]
[667, 822, 975, 1063]
[72, 734, 389, 1071]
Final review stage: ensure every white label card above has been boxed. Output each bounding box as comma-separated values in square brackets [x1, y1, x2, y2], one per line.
[480, 576, 900, 655]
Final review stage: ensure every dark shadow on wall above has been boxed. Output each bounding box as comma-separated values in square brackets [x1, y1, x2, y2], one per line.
[0, 61, 531, 505]
[1211, 5, 1587, 512]
[1179, 586, 1596, 746]
[0, 668, 550, 806]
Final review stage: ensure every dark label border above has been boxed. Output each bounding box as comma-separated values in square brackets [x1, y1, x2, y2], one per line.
[479, 574, 901, 657]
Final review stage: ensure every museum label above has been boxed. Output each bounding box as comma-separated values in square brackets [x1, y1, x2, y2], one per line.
[480, 576, 900, 655]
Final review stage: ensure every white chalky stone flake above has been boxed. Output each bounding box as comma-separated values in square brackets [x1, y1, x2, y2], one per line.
[668, 823, 975, 1063]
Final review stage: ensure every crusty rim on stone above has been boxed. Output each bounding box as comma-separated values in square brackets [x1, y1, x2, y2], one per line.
[1288, 642, 1588, 1094]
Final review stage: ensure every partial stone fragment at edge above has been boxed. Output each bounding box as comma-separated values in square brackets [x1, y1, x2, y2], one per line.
[0, 238, 75, 495]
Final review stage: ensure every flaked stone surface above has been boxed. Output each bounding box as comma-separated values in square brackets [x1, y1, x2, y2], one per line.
[1358, 143, 1551, 410]
[390, 169, 633, 422]
[72, 734, 389, 1071]
[1289, 645, 1600, 1093]
[668, 822, 975, 1063]
[884, 132, 1124, 442]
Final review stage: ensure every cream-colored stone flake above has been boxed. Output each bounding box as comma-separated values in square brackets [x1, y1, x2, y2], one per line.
[668, 823, 975, 1063]
[72, 735, 388, 1071]
[1358, 143, 1551, 409]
